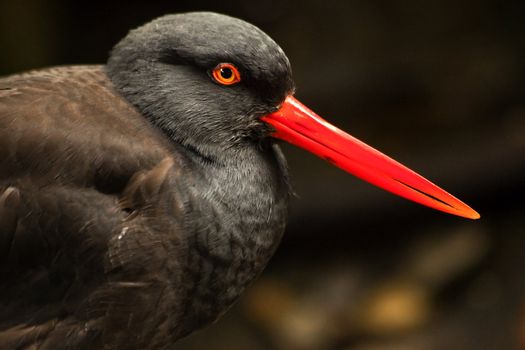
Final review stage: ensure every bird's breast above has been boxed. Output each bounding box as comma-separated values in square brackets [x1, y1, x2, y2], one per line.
[175, 144, 289, 334]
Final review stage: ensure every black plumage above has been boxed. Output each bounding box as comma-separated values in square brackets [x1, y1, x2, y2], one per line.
[0, 12, 292, 349]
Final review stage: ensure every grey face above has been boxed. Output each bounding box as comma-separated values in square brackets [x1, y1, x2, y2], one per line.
[106, 12, 295, 154]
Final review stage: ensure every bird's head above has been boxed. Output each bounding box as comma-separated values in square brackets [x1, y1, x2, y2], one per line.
[107, 12, 293, 151]
[106, 12, 479, 220]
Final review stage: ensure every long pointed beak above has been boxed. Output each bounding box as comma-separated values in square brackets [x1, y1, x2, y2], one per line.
[262, 96, 480, 220]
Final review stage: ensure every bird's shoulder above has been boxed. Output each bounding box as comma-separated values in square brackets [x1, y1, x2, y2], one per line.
[0, 65, 177, 186]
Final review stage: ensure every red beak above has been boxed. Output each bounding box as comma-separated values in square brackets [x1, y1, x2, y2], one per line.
[262, 96, 480, 220]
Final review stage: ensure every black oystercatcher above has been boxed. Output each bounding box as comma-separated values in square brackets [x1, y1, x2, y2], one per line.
[0, 12, 479, 350]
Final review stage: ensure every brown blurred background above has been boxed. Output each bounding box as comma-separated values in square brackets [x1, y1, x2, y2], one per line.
[1, 1, 524, 349]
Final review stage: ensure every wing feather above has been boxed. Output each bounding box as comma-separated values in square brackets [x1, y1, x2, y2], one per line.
[0, 66, 189, 349]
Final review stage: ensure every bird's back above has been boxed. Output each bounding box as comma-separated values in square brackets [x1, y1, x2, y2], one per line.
[0, 66, 172, 185]
[0, 66, 191, 349]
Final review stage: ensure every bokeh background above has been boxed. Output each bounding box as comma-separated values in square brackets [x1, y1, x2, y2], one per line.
[1, 1, 524, 349]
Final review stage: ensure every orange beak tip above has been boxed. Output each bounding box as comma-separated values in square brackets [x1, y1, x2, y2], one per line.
[466, 209, 481, 220]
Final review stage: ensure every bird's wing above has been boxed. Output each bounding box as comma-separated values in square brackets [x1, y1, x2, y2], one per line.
[0, 66, 189, 349]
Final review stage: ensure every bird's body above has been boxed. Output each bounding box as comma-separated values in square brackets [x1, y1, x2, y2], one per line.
[0, 11, 478, 350]
[0, 65, 288, 349]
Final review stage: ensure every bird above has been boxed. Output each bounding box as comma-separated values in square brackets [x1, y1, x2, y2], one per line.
[0, 12, 479, 350]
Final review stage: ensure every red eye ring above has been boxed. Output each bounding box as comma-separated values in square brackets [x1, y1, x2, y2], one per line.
[211, 63, 241, 86]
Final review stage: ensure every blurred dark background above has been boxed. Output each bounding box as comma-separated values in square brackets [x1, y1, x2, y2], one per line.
[1, 1, 524, 349]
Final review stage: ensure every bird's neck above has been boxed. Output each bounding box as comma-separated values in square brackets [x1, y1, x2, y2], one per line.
[176, 141, 289, 335]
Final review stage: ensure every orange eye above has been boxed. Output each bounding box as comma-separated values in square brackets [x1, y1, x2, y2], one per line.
[211, 63, 241, 86]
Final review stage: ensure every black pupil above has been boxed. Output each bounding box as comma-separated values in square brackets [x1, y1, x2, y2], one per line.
[220, 67, 233, 79]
